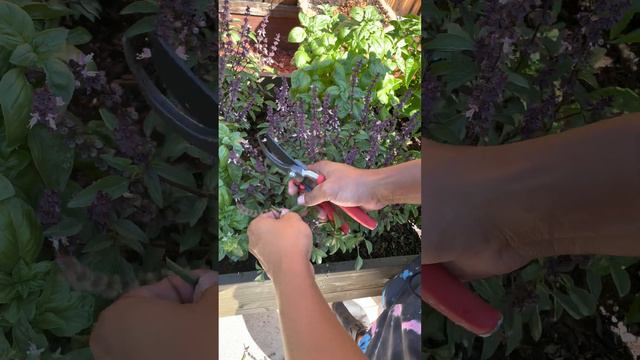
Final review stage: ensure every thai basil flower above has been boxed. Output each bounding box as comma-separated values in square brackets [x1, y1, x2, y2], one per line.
[88, 191, 113, 230]
[344, 148, 358, 165]
[156, 0, 207, 60]
[422, 71, 439, 132]
[29, 87, 63, 130]
[360, 74, 378, 127]
[366, 119, 388, 167]
[69, 54, 108, 95]
[113, 117, 153, 164]
[467, 0, 535, 136]
[350, 59, 363, 112]
[522, 96, 556, 137]
[401, 112, 419, 143]
[37, 189, 61, 228]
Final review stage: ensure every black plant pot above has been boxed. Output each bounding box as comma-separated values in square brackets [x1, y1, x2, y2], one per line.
[122, 34, 217, 153]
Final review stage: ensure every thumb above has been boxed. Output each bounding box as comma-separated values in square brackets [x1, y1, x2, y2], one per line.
[194, 271, 218, 303]
[298, 184, 329, 207]
[306, 160, 332, 175]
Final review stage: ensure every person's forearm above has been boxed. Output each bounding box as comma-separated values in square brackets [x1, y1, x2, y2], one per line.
[371, 159, 421, 206]
[271, 260, 365, 360]
[425, 114, 640, 259]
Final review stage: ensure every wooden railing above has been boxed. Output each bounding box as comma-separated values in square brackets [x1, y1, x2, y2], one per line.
[386, 0, 420, 16]
[219, 255, 416, 316]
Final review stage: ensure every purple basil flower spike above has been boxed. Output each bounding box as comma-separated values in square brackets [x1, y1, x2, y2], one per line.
[38, 189, 62, 228]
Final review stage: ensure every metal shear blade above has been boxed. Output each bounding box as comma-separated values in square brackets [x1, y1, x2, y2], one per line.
[258, 135, 318, 180]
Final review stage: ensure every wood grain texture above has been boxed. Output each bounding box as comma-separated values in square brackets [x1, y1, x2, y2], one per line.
[219, 255, 416, 316]
[227, 1, 299, 17]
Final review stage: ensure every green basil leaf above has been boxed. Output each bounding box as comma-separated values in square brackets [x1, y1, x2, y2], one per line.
[291, 70, 311, 91]
[67, 26, 92, 45]
[43, 217, 82, 238]
[354, 254, 363, 270]
[0, 1, 35, 48]
[22, 3, 72, 20]
[152, 162, 196, 188]
[425, 33, 475, 51]
[350, 7, 364, 22]
[0, 47, 10, 74]
[568, 286, 596, 317]
[28, 124, 75, 192]
[68, 176, 130, 208]
[99, 107, 118, 130]
[586, 269, 602, 299]
[35, 273, 94, 337]
[288, 27, 307, 43]
[143, 169, 163, 208]
[529, 305, 542, 342]
[627, 295, 640, 324]
[0, 68, 32, 148]
[610, 265, 631, 297]
[555, 291, 582, 319]
[32, 28, 68, 56]
[0, 197, 42, 273]
[124, 15, 157, 38]
[175, 197, 208, 226]
[43, 58, 75, 103]
[0, 173, 15, 201]
[293, 50, 310, 68]
[179, 226, 202, 253]
[590, 87, 640, 112]
[120, 0, 159, 14]
[113, 219, 147, 243]
[364, 239, 372, 254]
[99, 154, 136, 173]
[481, 333, 501, 359]
[612, 28, 640, 44]
[506, 312, 523, 355]
[9, 43, 36, 67]
[0, 328, 9, 353]
[298, 11, 309, 27]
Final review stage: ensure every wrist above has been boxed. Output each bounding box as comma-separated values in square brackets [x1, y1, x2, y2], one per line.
[270, 257, 314, 284]
[366, 160, 421, 206]
[366, 167, 396, 207]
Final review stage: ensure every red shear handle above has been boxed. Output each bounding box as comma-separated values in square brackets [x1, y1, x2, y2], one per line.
[315, 175, 378, 230]
[422, 264, 502, 337]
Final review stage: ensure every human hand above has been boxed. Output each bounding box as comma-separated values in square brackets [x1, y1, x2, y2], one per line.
[90, 270, 218, 360]
[248, 210, 313, 280]
[289, 160, 387, 213]
[422, 141, 537, 281]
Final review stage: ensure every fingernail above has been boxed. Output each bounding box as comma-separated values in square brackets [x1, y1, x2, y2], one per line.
[297, 194, 305, 205]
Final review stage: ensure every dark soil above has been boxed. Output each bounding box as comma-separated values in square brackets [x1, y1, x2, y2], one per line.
[484, 264, 640, 359]
[271, 48, 298, 74]
[309, 0, 391, 23]
[471, 314, 635, 360]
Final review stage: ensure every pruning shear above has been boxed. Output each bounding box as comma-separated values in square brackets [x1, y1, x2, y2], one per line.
[422, 264, 503, 337]
[258, 134, 378, 234]
[122, 33, 217, 153]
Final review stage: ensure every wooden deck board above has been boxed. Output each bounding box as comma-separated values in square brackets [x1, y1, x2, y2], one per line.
[219, 255, 417, 316]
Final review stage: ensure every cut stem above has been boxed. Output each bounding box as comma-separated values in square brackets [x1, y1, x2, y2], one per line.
[166, 258, 199, 286]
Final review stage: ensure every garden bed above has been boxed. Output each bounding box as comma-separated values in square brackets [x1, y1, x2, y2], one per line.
[226, 0, 301, 76]
[220, 221, 420, 274]
[299, 0, 397, 23]
[219, 0, 421, 284]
